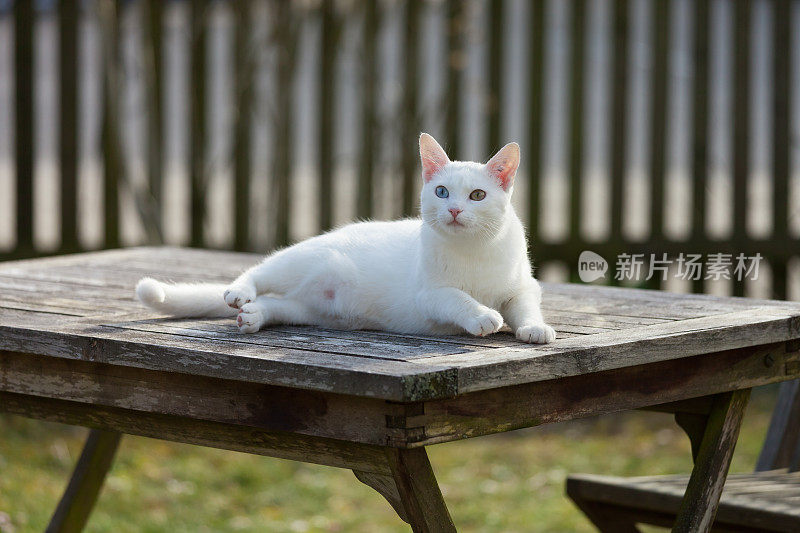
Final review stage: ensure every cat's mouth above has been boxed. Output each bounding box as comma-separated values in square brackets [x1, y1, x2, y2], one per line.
[447, 220, 464, 227]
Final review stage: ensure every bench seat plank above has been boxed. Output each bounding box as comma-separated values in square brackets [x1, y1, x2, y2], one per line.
[567, 471, 800, 532]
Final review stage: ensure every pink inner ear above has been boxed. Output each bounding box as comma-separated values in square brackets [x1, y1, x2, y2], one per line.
[420, 134, 450, 182]
[488, 160, 517, 190]
[422, 152, 448, 182]
[487, 146, 520, 190]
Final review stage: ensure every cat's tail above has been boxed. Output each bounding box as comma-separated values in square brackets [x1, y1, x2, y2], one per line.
[135, 278, 237, 318]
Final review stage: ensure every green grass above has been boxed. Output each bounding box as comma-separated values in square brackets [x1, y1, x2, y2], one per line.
[0, 388, 777, 533]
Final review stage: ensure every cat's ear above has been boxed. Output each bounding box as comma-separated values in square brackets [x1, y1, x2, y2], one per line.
[419, 133, 450, 182]
[486, 142, 520, 191]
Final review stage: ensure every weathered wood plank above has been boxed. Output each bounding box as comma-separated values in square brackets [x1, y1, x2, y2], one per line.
[0, 320, 462, 401]
[0, 351, 402, 446]
[265, 325, 526, 349]
[544, 281, 800, 310]
[3, 248, 800, 402]
[355, 448, 456, 532]
[542, 289, 796, 320]
[429, 309, 800, 394]
[0, 391, 393, 474]
[0, 247, 256, 274]
[8, 342, 790, 449]
[106, 319, 476, 361]
[675, 411, 708, 463]
[406, 344, 796, 447]
[542, 309, 674, 327]
[673, 389, 750, 532]
[0, 264, 234, 290]
[0, 293, 134, 316]
[0, 276, 136, 300]
[567, 471, 800, 532]
[0, 303, 86, 318]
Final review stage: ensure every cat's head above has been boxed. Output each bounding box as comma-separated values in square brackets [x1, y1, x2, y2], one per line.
[419, 133, 519, 239]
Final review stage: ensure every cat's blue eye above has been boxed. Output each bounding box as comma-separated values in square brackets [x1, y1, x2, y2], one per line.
[435, 186, 449, 198]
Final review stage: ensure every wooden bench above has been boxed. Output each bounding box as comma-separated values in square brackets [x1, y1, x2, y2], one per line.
[3, 247, 800, 532]
[568, 380, 800, 532]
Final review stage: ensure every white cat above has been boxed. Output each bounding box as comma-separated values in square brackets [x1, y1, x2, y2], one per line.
[136, 133, 556, 344]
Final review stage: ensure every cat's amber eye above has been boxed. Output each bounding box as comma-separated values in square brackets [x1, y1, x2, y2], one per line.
[435, 186, 449, 198]
[469, 189, 486, 201]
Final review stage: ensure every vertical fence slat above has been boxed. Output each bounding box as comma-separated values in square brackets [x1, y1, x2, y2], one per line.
[234, 1, 252, 251]
[527, 0, 545, 246]
[60, 0, 80, 252]
[319, 0, 336, 232]
[402, 0, 420, 216]
[568, 0, 586, 276]
[486, 0, 503, 154]
[691, 0, 710, 294]
[145, 0, 163, 241]
[649, 0, 669, 245]
[100, 0, 121, 249]
[190, 0, 207, 248]
[772, 0, 791, 299]
[272, 0, 296, 247]
[357, 0, 379, 220]
[732, 0, 751, 296]
[445, 0, 463, 159]
[609, 0, 628, 247]
[14, 0, 34, 253]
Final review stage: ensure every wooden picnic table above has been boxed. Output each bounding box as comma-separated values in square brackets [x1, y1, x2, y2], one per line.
[2, 247, 800, 532]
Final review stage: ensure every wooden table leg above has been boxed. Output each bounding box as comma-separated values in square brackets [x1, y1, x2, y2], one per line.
[672, 389, 750, 533]
[47, 429, 122, 533]
[354, 447, 456, 533]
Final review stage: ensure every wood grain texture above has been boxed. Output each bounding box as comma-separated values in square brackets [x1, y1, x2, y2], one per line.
[675, 411, 708, 463]
[0, 351, 407, 446]
[673, 389, 751, 532]
[567, 471, 800, 532]
[0, 391, 393, 474]
[2, 247, 800, 401]
[355, 448, 456, 532]
[403, 343, 798, 447]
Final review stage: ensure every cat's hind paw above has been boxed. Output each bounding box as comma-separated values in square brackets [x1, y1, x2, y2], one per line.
[516, 323, 556, 344]
[236, 303, 265, 334]
[463, 307, 504, 337]
[224, 285, 256, 309]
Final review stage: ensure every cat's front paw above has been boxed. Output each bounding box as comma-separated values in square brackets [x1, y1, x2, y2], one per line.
[236, 303, 264, 334]
[516, 323, 556, 344]
[463, 307, 504, 337]
[224, 285, 256, 309]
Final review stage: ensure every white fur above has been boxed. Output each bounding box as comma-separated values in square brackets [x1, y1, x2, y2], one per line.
[136, 134, 556, 344]
[135, 278, 236, 318]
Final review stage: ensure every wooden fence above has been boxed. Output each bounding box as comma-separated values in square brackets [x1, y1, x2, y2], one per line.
[3, 0, 797, 299]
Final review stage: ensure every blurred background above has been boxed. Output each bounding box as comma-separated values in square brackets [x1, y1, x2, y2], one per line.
[0, 0, 797, 531]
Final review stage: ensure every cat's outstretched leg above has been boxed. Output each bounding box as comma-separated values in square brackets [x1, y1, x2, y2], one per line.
[224, 248, 310, 309]
[502, 280, 556, 344]
[226, 247, 356, 313]
[236, 295, 313, 333]
[416, 287, 504, 337]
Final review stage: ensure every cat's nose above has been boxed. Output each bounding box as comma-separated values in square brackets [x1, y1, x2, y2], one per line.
[448, 208, 462, 219]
